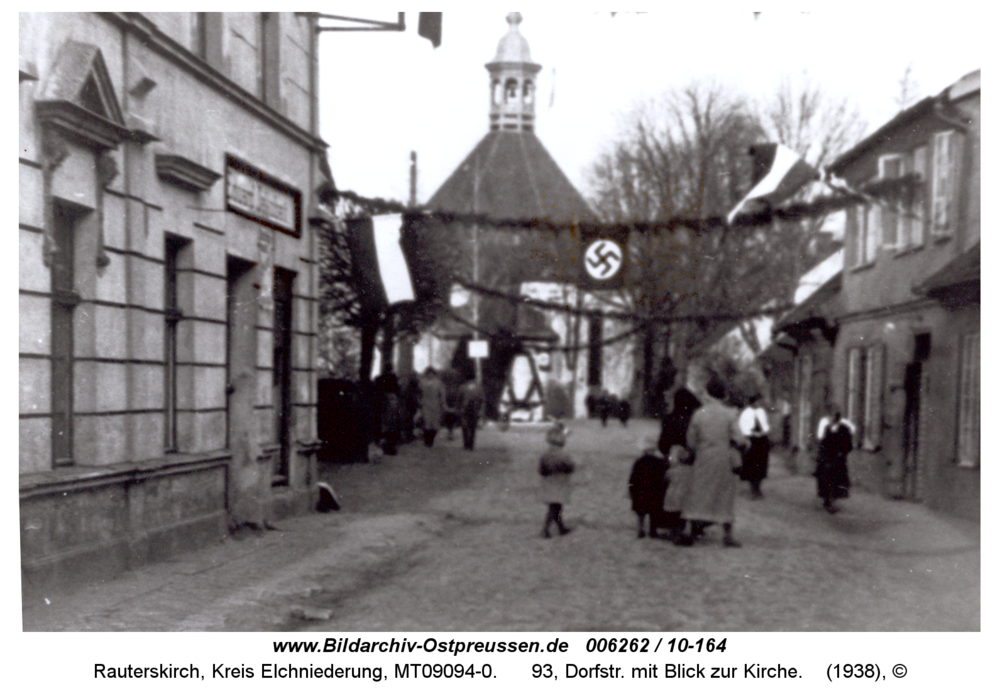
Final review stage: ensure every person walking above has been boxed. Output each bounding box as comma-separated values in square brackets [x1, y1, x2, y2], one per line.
[418, 367, 446, 448]
[399, 373, 420, 443]
[538, 421, 575, 538]
[658, 386, 701, 540]
[596, 389, 612, 427]
[815, 408, 855, 513]
[375, 372, 401, 456]
[457, 378, 485, 451]
[738, 394, 771, 498]
[675, 375, 747, 548]
[628, 436, 669, 539]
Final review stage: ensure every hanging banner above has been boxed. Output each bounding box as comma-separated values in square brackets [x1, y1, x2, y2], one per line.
[578, 223, 629, 290]
[346, 217, 388, 315]
[372, 214, 416, 304]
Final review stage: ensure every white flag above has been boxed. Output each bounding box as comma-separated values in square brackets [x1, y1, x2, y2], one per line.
[372, 214, 415, 304]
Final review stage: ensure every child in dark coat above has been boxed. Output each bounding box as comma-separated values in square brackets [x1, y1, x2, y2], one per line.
[628, 436, 669, 539]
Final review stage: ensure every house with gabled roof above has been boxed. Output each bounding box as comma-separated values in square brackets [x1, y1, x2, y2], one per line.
[824, 69, 980, 518]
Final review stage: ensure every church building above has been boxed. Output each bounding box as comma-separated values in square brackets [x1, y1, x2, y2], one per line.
[415, 13, 634, 420]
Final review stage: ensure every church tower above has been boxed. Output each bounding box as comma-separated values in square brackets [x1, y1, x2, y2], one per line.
[486, 12, 542, 133]
[427, 13, 593, 224]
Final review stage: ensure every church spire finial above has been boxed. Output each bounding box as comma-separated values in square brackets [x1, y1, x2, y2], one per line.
[486, 13, 541, 132]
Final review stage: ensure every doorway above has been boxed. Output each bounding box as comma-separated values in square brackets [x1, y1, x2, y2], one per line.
[226, 256, 260, 524]
[272, 268, 295, 486]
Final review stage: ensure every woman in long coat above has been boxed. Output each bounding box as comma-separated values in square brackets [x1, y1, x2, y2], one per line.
[677, 376, 747, 547]
[418, 368, 447, 447]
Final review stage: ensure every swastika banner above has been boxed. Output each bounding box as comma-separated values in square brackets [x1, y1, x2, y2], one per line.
[577, 223, 629, 290]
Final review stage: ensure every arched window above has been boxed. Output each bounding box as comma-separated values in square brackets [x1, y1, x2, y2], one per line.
[523, 80, 534, 105]
[491, 79, 501, 106]
[504, 78, 518, 104]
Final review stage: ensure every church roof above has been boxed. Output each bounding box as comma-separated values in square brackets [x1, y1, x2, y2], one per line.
[427, 129, 596, 223]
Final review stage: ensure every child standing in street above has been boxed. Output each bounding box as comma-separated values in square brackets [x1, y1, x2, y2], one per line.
[538, 421, 575, 538]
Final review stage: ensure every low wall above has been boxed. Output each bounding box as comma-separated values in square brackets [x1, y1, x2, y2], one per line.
[20, 453, 229, 596]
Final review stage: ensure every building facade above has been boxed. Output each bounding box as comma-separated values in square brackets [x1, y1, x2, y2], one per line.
[19, 12, 329, 589]
[827, 70, 980, 519]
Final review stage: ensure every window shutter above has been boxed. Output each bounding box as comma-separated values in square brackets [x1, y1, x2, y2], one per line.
[847, 347, 862, 427]
[911, 146, 927, 246]
[845, 206, 858, 267]
[898, 153, 911, 248]
[865, 344, 885, 449]
[796, 352, 813, 449]
[932, 131, 955, 236]
[958, 333, 980, 467]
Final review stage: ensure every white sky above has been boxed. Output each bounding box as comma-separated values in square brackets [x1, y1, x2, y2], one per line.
[318, 4, 983, 206]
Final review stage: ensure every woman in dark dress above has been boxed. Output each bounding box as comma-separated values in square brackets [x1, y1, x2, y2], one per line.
[815, 409, 855, 513]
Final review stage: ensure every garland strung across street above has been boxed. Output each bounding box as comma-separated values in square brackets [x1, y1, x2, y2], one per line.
[314, 171, 916, 332]
[454, 277, 796, 326]
[440, 306, 649, 354]
[319, 173, 919, 236]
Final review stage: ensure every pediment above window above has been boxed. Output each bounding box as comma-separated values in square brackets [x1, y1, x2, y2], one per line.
[155, 154, 222, 192]
[36, 41, 134, 150]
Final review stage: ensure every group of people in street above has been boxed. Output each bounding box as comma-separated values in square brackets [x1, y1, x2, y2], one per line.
[585, 389, 632, 427]
[374, 366, 485, 457]
[618, 374, 856, 549]
[377, 365, 854, 543]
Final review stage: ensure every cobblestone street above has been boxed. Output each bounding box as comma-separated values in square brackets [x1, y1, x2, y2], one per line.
[23, 419, 979, 632]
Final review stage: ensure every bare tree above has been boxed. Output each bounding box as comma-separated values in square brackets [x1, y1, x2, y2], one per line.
[588, 78, 864, 413]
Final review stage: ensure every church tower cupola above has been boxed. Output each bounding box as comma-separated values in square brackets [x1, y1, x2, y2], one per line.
[486, 12, 542, 132]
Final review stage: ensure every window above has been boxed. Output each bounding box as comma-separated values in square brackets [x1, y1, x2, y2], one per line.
[957, 332, 979, 467]
[51, 202, 85, 467]
[932, 130, 958, 238]
[260, 12, 281, 109]
[164, 236, 188, 452]
[504, 78, 518, 103]
[847, 344, 884, 450]
[523, 79, 534, 105]
[193, 13, 224, 70]
[849, 201, 880, 267]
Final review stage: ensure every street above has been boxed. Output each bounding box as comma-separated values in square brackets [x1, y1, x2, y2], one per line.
[22, 418, 979, 631]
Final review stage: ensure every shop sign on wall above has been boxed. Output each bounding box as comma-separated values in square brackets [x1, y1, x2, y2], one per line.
[226, 155, 301, 237]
